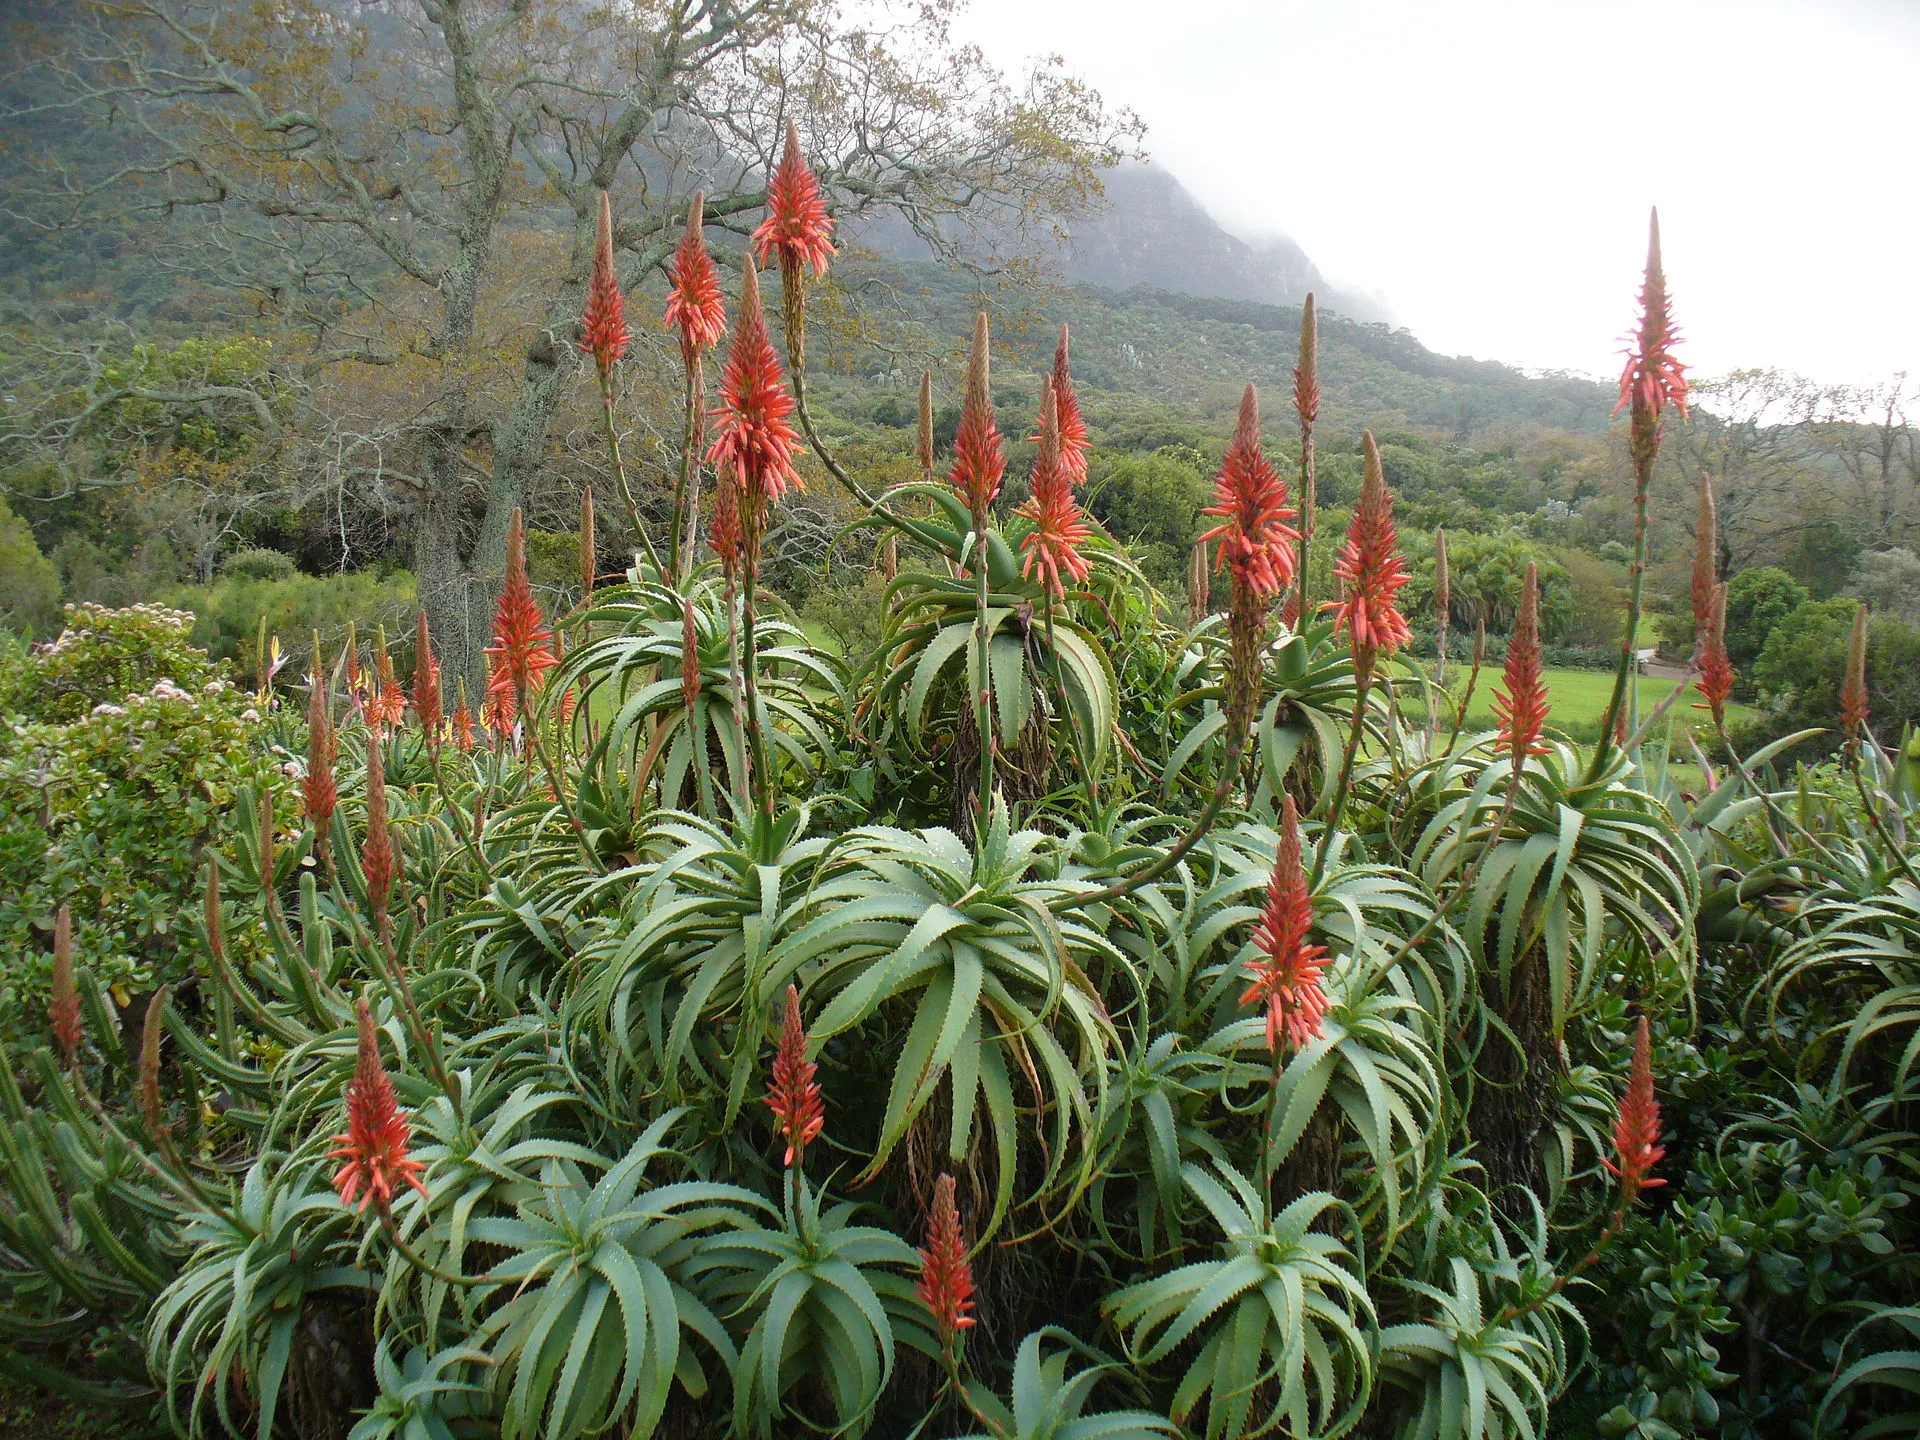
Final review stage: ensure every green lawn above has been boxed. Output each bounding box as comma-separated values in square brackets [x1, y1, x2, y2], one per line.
[1416, 665, 1754, 746]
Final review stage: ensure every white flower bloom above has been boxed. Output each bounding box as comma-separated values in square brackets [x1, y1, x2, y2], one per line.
[91, 703, 128, 717]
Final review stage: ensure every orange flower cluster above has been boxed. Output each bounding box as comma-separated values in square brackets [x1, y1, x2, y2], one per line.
[482, 657, 516, 744]
[1049, 325, 1089, 486]
[1328, 433, 1412, 663]
[1242, 797, 1330, 1054]
[329, 1000, 430, 1214]
[709, 465, 744, 577]
[1494, 563, 1550, 769]
[751, 123, 836, 280]
[763, 984, 825, 1167]
[1199, 385, 1298, 602]
[580, 190, 630, 380]
[485, 509, 559, 712]
[1016, 379, 1092, 596]
[916, 1173, 976, 1346]
[707, 259, 803, 524]
[372, 638, 405, 732]
[1603, 1015, 1666, 1204]
[411, 609, 441, 736]
[664, 191, 728, 359]
[361, 738, 395, 929]
[451, 683, 475, 753]
[949, 312, 1005, 521]
[1615, 209, 1688, 423]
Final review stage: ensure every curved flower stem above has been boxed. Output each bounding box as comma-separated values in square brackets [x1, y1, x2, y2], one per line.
[515, 677, 605, 876]
[741, 565, 775, 815]
[1590, 460, 1652, 783]
[428, 745, 488, 877]
[724, 578, 749, 812]
[323, 859, 465, 1130]
[1314, 661, 1375, 877]
[1848, 739, 1920, 887]
[938, 1345, 1008, 1440]
[670, 356, 703, 581]
[1050, 712, 1254, 913]
[70, 1059, 234, 1221]
[792, 372, 953, 555]
[972, 525, 995, 828]
[1042, 598, 1097, 814]
[1488, 1192, 1633, 1330]
[376, 1208, 496, 1287]
[600, 377, 664, 579]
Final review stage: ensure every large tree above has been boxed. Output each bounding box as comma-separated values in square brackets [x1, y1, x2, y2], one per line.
[10, 0, 1136, 676]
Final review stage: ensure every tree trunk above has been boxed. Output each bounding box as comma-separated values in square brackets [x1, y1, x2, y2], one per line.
[1276, 1096, 1344, 1229]
[1467, 940, 1562, 1206]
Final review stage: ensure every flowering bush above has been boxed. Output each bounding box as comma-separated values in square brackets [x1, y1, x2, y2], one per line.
[1, 183, 1916, 1440]
[0, 605, 291, 1044]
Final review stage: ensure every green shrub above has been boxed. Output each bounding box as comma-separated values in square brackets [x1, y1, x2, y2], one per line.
[1750, 598, 1920, 741]
[162, 566, 417, 678]
[221, 547, 298, 582]
[0, 605, 292, 1046]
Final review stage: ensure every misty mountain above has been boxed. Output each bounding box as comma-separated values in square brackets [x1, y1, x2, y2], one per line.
[1053, 164, 1386, 323]
[852, 161, 1386, 326]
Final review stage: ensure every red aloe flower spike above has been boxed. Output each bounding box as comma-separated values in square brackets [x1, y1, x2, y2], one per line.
[1494, 562, 1550, 771]
[1615, 208, 1688, 423]
[917, 370, 935, 479]
[706, 256, 804, 527]
[1017, 378, 1093, 596]
[1241, 796, 1331, 1054]
[917, 1173, 976, 1347]
[329, 999, 430, 1214]
[1199, 384, 1299, 601]
[1326, 432, 1413, 666]
[485, 509, 559, 709]
[481, 653, 517, 744]
[50, 903, 80, 1066]
[1697, 582, 1734, 728]
[709, 463, 744, 579]
[1841, 604, 1871, 739]
[372, 628, 405, 730]
[1603, 1014, 1666, 1204]
[580, 190, 630, 380]
[411, 610, 441, 737]
[451, 678, 475, 754]
[1049, 325, 1088, 487]
[362, 737, 395, 933]
[1690, 472, 1718, 650]
[342, 623, 363, 704]
[681, 597, 702, 714]
[764, 983, 825, 1166]
[663, 191, 727, 359]
[304, 642, 337, 830]
[949, 311, 1005, 524]
[752, 121, 836, 280]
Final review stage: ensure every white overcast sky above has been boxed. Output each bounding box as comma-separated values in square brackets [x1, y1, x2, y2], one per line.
[952, 0, 1918, 386]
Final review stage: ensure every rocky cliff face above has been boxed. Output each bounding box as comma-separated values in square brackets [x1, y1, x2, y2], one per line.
[1055, 164, 1385, 322]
